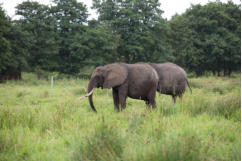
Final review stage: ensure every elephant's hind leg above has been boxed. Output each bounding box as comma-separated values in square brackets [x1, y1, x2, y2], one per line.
[148, 91, 156, 108]
[119, 94, 127, 111]
[172, 95, 176, 104]
[145, 99, 152, 109]
[150, 99, 157, 108]
[112, 88, 119, 111]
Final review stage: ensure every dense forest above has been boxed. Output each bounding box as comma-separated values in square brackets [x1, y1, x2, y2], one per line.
[0, 0, 240, 80]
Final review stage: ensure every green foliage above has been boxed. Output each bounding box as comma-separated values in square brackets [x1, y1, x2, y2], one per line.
[0, 6, 29, 81]
[51, 0, 88, 74]
[15, 1, 59, 72]
[92, 0, 173, 63]
[1, 1, 240, 76]
[169, 1, 241, 76]
[77, 21, 120, 66]
[0, 6, 11, 73]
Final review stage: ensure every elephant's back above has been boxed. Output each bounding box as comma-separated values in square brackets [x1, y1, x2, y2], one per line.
[125, 63, 158, 98]
[127, 63, 158, 80]
[152, 62, 187, 95]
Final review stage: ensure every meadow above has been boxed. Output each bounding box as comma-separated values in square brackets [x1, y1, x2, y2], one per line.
[0, 73, 240, 161]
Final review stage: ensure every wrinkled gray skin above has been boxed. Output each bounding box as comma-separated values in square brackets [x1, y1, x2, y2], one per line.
[88, 63, 159, 112]
[149, 62, 192, 103]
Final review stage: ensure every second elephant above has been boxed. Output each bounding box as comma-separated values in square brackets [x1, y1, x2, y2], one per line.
[149, 62, 192, 103]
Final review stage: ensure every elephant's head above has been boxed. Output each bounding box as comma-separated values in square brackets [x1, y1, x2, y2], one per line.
[87, 63, 128, 112]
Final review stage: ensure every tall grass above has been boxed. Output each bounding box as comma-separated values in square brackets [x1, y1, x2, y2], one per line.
[73, 117, 124, 161]
[0, 73, 240, 161]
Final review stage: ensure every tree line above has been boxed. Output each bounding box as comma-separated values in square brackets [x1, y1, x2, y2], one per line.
[0, 0, 240, 80]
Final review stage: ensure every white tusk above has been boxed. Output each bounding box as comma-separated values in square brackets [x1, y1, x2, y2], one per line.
[85, 88, 95, 97]
[78, 96, 86, 101]
[78, 88, 95, 100]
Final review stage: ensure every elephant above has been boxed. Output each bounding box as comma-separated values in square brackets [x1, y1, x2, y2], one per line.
[149, 62, 192, 103]
[85, 63, 159, 112]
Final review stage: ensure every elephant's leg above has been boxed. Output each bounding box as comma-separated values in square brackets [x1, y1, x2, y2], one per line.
[149, 98, 156, 108]
[112, 88, 119, 111]
[145, 99, 150, 105]
[118, 85, 128, 111]
[145, 99, 151, 109]
[172, 95, 176, 104]
[148, 91, 156, 108]
[119, 93, 127, 111]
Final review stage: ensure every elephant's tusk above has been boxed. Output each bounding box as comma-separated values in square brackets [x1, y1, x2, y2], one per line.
[78, 96, 86, 100]
[78, 88, 95, 100]
[86, 88, 95, 97]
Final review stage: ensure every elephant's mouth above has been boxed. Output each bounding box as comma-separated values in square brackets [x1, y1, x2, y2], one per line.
[96, 84, 103, 89]
[97, 83, 104, 89]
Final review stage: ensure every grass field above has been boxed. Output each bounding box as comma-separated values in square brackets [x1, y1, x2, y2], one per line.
[0, 73, 240, 161]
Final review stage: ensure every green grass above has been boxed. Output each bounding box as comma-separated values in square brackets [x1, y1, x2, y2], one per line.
[0, 73, 240, 161]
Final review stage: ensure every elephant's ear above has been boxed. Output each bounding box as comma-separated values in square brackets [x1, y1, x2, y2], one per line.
[103, 64, 128, 89]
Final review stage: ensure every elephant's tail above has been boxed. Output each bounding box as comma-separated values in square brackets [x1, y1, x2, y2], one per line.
[186, 79, 192, 94]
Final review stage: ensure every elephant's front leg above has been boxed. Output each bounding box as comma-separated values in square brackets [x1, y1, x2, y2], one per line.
[112, 88, 119, 111]
[118, 85, 128, 111]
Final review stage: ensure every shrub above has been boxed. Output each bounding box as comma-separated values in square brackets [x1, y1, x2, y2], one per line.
[16, 90, 29, 98]
[127, 113, 144, 133]
[0, 107, 36, 129]
[73, 119, 124, 161]
[189, 79, 204, 88]
[136, 132, 202, 161]
[73, 88, 86, 96]
[213, 94, 241, 121]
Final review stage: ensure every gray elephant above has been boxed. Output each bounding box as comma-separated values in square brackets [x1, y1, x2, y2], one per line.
[85, 63, 159, 112]
[149, 62, 192, 103]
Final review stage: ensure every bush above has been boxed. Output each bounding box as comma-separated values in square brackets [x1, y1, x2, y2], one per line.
[213, 94, 241, 121]
[73, 119, 124, 161]
[135, 131, 202, 161]
[189, 79, 204, 88]
[182, 90, 241, 121]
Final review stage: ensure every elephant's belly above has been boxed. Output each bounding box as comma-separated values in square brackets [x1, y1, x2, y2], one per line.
[127, 87, 149, 100]
[158, 86, 185, 95]
[126, 74, 157, 100]
[128, 94, 147, 100]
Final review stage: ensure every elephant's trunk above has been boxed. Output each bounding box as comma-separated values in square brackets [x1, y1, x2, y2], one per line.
[88, 78, 97, 112]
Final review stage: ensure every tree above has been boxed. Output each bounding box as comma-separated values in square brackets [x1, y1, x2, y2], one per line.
[15, 1, 59, 72]
[51, 0, 88, 74]
[0, 5, 29, 80]
[77, 20, 119, 66]
[169, 1, 241, 76]
[0, 5, 11, 75]
[92, 0, 172, 63]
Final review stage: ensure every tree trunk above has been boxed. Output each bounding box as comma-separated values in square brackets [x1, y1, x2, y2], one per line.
[125, 53, 130, 63]
[212, 70, 216, 76]
[228, 68, 231, 77]
[217, 71, 220, 77]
